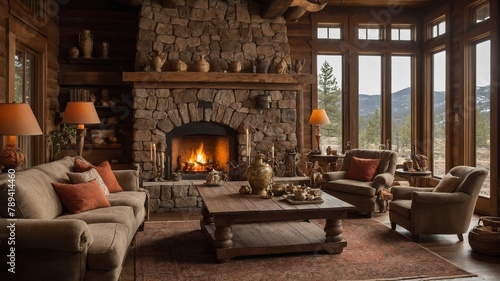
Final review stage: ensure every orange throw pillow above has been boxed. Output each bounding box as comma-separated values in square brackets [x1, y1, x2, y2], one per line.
[74, 159, 123, 193]
[52, 180, 111, 214]
[347, 156, 381, 182]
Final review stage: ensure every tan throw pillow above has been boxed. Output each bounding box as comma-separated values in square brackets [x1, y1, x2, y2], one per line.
[433, 173, 460, 193]
[67, 168, 110, 196]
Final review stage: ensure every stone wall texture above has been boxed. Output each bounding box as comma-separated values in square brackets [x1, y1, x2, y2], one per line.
[133, 0, 296, 180]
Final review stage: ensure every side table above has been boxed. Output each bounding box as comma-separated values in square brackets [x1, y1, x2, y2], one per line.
[395, 168, 432, 187]
[307, 153, 344, 172]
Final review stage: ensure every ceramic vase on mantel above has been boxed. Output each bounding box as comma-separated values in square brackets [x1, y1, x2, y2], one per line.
[79, 29, 93, 59]
[247, 153, 273, 196]
[194, 54, 210, 72]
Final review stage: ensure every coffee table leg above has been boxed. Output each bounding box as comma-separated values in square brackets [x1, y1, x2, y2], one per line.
[325, 218, 343, 242]
[200, 204, 214, 227]
[213, 218, 233, 262]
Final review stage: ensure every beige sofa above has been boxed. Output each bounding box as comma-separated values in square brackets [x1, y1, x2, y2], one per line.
[0, 156, 148, 281]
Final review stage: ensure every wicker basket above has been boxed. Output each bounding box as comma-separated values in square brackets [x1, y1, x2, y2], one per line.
[478, 216, 500, 232]
[468, 225, 500, 255]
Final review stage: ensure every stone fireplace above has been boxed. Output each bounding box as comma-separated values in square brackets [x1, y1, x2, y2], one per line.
[127, 0, 313, 180]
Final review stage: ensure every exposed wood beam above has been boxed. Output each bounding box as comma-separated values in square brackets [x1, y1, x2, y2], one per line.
[261, 0, 294, 20]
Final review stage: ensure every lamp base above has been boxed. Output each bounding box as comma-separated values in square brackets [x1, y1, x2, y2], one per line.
[0, 144, 25, 172]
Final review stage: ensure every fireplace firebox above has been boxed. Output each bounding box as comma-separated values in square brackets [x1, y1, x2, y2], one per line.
[167, 122, 238, 179]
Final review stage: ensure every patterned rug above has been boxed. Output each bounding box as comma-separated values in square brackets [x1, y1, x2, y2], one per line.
[135, 219, 476, 281]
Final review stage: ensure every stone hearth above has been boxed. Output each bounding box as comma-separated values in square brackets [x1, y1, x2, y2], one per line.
[130, 0, 309, 180]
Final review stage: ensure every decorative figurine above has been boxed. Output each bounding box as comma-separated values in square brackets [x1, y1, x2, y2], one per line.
[79, 29, 93, 58]
[147, 51, 167, 72]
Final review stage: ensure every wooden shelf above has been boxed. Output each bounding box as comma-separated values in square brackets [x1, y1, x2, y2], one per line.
[59, 71, 124, 85]
[122, 72, 315, 90]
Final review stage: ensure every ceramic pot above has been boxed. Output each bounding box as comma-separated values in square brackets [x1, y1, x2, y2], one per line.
[195, 54, 210, 72]
[228, 60, 242, 73]
[148, 51, 167, 72]
[172, 60, 187, 72]
[68, 46, 79, 58]
[79, 29, 93, 58]
[247, 153, 273, 196]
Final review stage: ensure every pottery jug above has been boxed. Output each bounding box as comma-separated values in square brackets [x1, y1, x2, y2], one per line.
[195, 54, 210, 72]
[172, 59, 187, 72]
[148, 51, 167, 72]
[247, 153, 273, 196]
[79, 29, 93, 58]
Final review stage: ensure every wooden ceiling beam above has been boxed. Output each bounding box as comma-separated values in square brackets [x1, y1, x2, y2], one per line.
[261, 0, 294, 20]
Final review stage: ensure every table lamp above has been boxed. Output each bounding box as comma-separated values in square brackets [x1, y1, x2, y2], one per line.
[308, 108, 330, 154]
[0, 102, 43, 171]
[62, 102, 100, 157]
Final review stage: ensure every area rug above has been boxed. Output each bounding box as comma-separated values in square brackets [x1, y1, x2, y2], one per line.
[135, 219, 476, 281]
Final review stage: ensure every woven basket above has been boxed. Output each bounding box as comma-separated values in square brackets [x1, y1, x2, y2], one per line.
[468, 225, 500, 255]
[478, 216, 500, 232]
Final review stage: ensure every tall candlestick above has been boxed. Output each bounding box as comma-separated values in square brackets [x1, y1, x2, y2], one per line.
[246, 128, 250, 160]
[150, 143, 153, 161]
[161, 153, 165, 169]
[271, 145, 274, 160]
[153, 143, 156, 167]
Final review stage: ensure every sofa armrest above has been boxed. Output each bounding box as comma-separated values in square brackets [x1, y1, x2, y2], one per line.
[0, 219, 93, 252]
[372, 172, 394, 189]
[114, 170, 140, 191]
[323, 171, 348, 181]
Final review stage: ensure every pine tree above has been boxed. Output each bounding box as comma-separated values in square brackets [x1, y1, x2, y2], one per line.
[317, 61, 342, 138]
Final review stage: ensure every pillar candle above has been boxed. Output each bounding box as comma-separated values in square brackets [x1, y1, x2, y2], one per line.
[150, 143, 153, 161]
[153, 143, 156, 167]
[161, 153, 165, 169]
[271, 145, 274, 160]
[246, 128, 249, 159]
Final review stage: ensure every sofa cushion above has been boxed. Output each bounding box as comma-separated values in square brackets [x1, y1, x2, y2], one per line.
[107, 191, 147, 216]
[86, 223, 129, 271]
[323, 179, 376, 197]
[0, 169, 63, 219]
[74, 159, 123, 193]
[68, 169, 110, 196]
[433, 173, 460, 193]
[57, 206, 136, 232]
[347, 156, 381, 182]
[34, 156, 74, 183]
[52, 180, 111, 214]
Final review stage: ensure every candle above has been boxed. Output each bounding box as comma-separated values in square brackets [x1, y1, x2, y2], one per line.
[271, 145, 274, 159]
[246, 128, 249, 159]
[153, 143, 156, 167]
[161, 153, 165, 169]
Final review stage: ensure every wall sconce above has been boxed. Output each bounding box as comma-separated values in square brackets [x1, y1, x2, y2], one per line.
[308, 108, 330, 154]
[0, 102, 43, 171]
[62, 102, 100, 157]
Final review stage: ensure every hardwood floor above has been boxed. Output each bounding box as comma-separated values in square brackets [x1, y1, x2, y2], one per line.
[121, 211, 500, 281]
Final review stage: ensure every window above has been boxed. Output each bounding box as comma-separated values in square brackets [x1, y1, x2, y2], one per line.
[317, 25, 342, 39]
[473, 40, 491, 196]
[474, 3, 490, 23]
[358, 25, 382, 40]
[391, 56, 412, 162]
[432, 50, 446, 177]
[391, 27, 413, 41]
[431, 19, 446, 38]
[15, 44, 38, 168]
[317, 55, 343, 151]
[358, 55, 382, 148]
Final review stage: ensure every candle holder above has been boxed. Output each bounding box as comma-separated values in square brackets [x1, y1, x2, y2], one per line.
[154, 151, 165, 181]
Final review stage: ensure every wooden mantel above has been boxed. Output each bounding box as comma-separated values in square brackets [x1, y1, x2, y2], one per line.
[122, 72, 315, 91]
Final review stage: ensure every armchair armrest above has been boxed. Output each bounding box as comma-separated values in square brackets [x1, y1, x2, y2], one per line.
[323, 171, 347, 181]
[391, 186, 431, 200]
[412, 191, 469, 205]
[114, 170, 140, 191]
[0, 219, 93, 252]
[372, 172, 395, 189]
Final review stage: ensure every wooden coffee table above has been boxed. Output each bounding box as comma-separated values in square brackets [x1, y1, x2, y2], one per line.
[197, 181, 355, 262]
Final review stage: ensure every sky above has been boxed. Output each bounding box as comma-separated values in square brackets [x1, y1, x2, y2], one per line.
[317, 40, 490, 95]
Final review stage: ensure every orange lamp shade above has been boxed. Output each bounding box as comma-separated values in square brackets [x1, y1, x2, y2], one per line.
[308, 109, 331, 125]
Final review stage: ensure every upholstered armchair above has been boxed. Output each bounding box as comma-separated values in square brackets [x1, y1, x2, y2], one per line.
[389, 166, 488, 242]
[321, 149, 398, 215]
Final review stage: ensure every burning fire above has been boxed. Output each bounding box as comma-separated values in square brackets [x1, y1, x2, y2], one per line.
[187, 142, 207, 171]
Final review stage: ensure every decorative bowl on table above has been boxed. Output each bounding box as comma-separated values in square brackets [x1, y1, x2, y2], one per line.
[271, 183, 287, 196]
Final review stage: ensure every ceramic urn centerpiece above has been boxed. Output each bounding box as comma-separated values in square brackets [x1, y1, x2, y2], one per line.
[247, 152, 273, 196]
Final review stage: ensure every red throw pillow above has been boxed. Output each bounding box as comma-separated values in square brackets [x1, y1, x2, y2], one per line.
[52, 180, 111, 214]
[347, 156, 381, 182]
[74, 159, 123, 193]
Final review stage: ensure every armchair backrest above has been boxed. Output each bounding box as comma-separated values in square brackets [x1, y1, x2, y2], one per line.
[340, 149, 398, 176]
[449, 166, 489, 198]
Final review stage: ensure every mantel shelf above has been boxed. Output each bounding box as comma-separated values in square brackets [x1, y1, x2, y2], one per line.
[122, 72, 315, 90]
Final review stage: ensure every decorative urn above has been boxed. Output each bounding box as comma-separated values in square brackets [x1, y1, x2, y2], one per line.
[247, 153, 273, 196]
[79, 29, 93, 58]
[194, 54, 210, 72]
